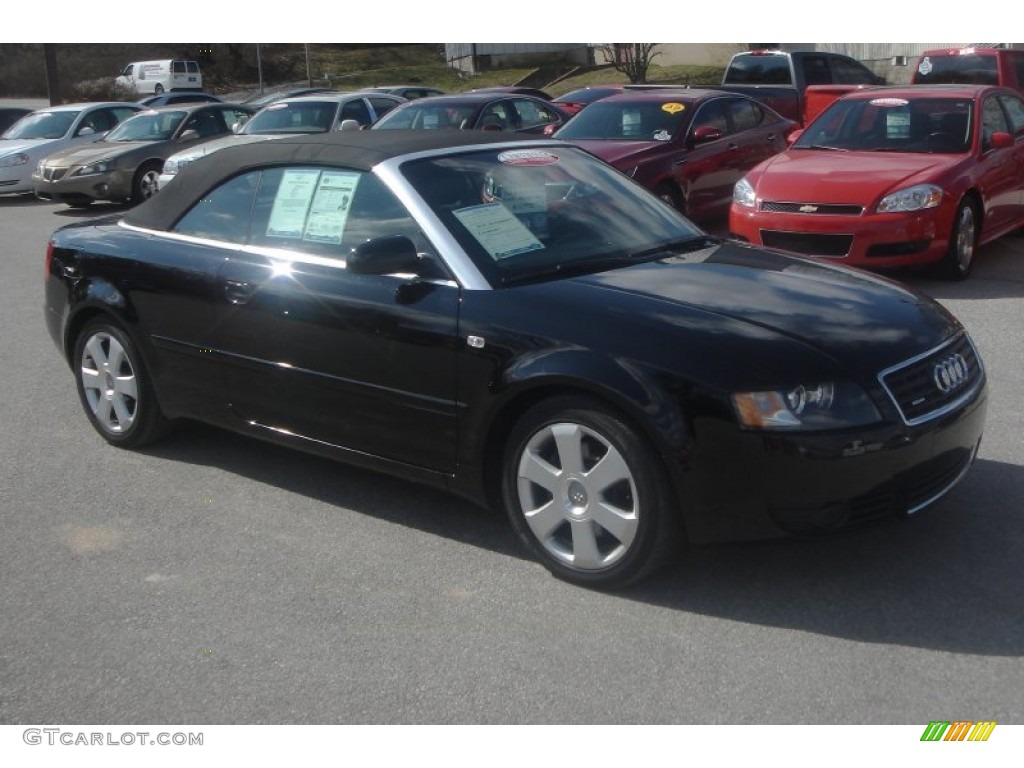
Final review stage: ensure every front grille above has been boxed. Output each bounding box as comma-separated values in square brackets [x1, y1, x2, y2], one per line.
[40, 167, 68, 182]
[879, 334, 984, 425]
[760, 201, 863, 216]
[760, 230, 853, 257]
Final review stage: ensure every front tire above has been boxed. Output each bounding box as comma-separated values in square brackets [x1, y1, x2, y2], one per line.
[941, 201, 978, 280]
[73, 319, 169, 448]
[131, 162, 162, 204]
[501, 396, 681, 589]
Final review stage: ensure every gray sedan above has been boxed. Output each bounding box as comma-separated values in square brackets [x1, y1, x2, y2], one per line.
[32, 102, 253, 207]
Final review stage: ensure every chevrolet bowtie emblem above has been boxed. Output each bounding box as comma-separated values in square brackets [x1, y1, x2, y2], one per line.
[799, 204, 818, 213]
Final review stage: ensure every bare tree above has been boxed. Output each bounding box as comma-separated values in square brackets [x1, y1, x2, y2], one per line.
[595, 44, 662, 84]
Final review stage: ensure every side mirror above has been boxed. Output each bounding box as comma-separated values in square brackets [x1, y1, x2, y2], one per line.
[787, 128, 804, 145]
[179, 129, 200, 142]
[347, 235, 422, 276]
[77, 126, 96, 136]
[339, 119, 361, 131]
[989, 131, 1013, 150]
[691, 125, 723, 144]
[542, 123, 558, 137]
[481, 123, 502, 132]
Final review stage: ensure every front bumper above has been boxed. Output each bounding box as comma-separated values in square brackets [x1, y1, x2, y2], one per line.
[32, 167, 133, 204]
[728, 203, 953, 270]
[679, 373, 988, 544]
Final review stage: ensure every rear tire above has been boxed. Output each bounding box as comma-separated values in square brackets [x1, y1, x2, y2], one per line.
[73, 319, 169, 448]
[654, 182, 686, 215]
[501, 396, 682, 589]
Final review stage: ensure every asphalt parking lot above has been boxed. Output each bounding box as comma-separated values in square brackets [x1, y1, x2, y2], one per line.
[0, 187, 1022, 727]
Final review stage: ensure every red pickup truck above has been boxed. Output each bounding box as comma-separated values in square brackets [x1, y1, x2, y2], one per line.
[912, 47, 1024, 97]
[719, 49, 884, 126]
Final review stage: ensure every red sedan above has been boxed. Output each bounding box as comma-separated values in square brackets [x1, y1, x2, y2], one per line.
[554, 89, 797, 223]
[729, 85, 1024, 279]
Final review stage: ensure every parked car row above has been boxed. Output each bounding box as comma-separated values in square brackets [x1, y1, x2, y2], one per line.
[10, 62, 1024, 283]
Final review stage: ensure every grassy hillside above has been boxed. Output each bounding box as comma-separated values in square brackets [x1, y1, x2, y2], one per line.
[0, 43, 725, 101]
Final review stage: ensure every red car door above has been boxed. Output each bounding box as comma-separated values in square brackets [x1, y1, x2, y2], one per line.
[676, 99, 744, 220]
[978, 94, 1022, 233]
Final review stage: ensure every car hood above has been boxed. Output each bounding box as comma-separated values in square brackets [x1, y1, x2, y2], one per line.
[0, 138, 55, 156]
[549, 240, 959, 384]
[171, 132, 280, 163]
[44, 141, 154, 167]
[748, 150, 963, 203]
[567, 139, 669, 169]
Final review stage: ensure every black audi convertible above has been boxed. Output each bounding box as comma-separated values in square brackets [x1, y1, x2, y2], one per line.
[43, 131, 987, 589]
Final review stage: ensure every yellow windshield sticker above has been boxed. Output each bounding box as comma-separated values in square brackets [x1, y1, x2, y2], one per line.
[661, 103, 685, 114]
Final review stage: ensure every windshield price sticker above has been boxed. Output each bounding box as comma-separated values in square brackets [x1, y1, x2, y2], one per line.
[653, 129, 671, 141]
[304, 171, 360, 244]
[661, 102, 685, 114]
[918, 57, 932, 76]
[453, 202, 544, 260]
[497, 150, 559, 167]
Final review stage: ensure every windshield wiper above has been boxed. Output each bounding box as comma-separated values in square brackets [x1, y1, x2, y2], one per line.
[628, 235, 719, 260]
[502, 237, 719, 286]
[802, 144, 849, 152]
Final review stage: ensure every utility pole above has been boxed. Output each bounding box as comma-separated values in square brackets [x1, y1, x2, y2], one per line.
[305, 44, 312, 87]
[43, 44, 60, 105]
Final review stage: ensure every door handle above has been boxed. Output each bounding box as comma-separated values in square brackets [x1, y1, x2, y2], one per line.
[224, 279, 255, 304]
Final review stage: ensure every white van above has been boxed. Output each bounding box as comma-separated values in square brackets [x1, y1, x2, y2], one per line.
[115, 60, 202, 96]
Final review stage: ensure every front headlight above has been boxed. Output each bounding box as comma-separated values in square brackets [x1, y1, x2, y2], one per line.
[161, 157, 190, 175]
[0, 153, 29, 168]
[732, 381, 881, 431]
[73, 159, 116, 177]
[876, 184, 942, 213]
[733, 177, 756, 208]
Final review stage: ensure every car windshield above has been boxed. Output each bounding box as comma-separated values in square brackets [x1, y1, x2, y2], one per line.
[554, 100, 689, 142]
[400, 146, 706, 286]
[243, 101, 338, 134]
[795, 96, 974, 153]
[106, 110, 187, 142]
[2, 110, 77, 140]
[373, 103, 477, 130]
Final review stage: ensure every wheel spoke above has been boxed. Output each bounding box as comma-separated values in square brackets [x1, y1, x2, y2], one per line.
[551, 423, 585, 475]
[520, 449, 561, 495]
[590, 501, 637, 546]
[115, 374, 137, 401]
[585, 447, 630, 494]
[106, 337, 126, 373]
[111, 394, 135, 430]
[95, 396, 114, 428]
[524, 500, 565, 541]
[568, 519, 602, 569]
[80, 367, 103, 392]
[84, 334, 108, 368]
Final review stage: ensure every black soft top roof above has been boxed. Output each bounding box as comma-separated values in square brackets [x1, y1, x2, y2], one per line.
[123, 129, 550, 232]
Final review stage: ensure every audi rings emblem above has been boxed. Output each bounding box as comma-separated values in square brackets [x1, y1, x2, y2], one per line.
[933, 353, 969, 394]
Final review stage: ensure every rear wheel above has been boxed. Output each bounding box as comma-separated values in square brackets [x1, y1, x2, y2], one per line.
[654, 183, 685, 215]
[73, 319, 169, 448]
[941, 200, 978, 280]
[501, 396, 682, 589]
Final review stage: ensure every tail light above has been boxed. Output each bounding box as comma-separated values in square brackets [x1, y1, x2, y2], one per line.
[45, 239, 54, 282]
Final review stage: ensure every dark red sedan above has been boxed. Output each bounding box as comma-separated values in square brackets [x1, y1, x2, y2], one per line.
[554, 89, 797, 223]
[729, 85, 1024, 279]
